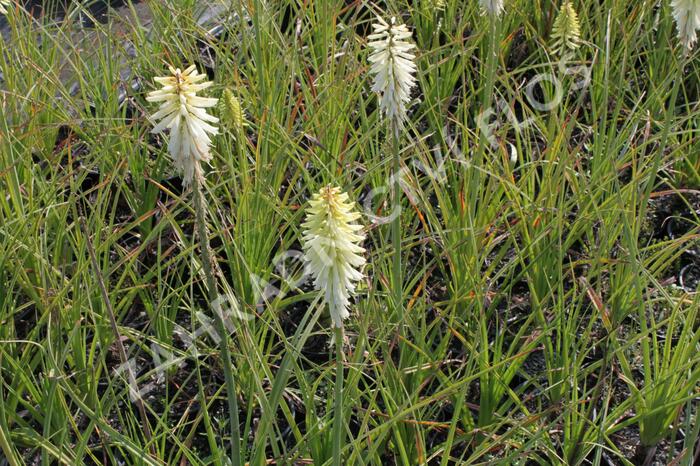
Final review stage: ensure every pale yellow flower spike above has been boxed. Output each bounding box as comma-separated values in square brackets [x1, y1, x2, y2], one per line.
[302, 186, 366, 328]
[0, 0, 11, 15]
[147, 65, 219, 187]
[551, 1, 582, 57]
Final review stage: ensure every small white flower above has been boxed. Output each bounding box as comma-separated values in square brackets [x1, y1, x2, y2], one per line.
[672, 0, 700, 53]
[0, 0, 11, 15]
[147, 65, 219, 186]
[368, 16, 417, 129]
[551, 1, 582, 57]
[480, 0, 505, 16]
[302, 186, 366, 328]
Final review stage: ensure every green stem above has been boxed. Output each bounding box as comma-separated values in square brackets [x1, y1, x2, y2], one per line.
[391, 120, 403, 325]
[193, 176, 242, 466]
[252, 0, 266, 109]
[475, 12, 499, 209]
[332, 326, 345, 466]
[483, 13, 499, 116]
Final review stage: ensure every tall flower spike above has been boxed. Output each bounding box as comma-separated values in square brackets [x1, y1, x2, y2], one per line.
[147, 65, 219, 186]
[302, 186, 366, 328]
[672, 0, 700, 53]
[479, 0, 505, 16]
[368, 16, 417, 130]
[551, 1, 582, 57]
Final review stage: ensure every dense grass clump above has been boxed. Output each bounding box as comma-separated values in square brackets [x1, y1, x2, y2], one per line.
[0, 1, 699, 465]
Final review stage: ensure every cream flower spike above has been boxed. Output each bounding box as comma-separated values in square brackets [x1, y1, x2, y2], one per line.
[147, 65, 219, 186]
[479, 0, 505, 16]
[672, 0, 700, 53]
[551, 1, 582, 57]
[302, 186, 366, 328]
[0, 0, 11, 14]
[368, 16, 417, 130]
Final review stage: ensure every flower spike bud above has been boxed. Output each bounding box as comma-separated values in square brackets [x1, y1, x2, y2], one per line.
[479, 0, 505, 17]
[147, 65, 219, 186]
[219, 88, 247, 133]
[672, 0, 700, 53]
[302, 186, 366, 328]
[368, 16, 417, 131]
[551, 1, 582, 57]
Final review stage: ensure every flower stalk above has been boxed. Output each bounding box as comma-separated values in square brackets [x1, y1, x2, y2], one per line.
[148, 65, 241, 466]
[302, 186, 365, 465]
[332, 326, 345, 466]
[367, 16, 417, 323]
[390, 119, 403, 318]
[483, 8, 500, 113]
